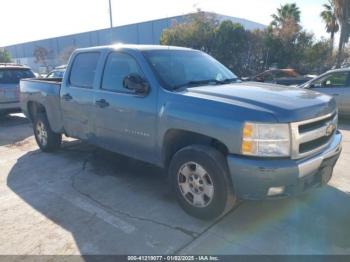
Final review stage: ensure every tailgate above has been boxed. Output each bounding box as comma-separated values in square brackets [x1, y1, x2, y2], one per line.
[0, 84, 19, 103]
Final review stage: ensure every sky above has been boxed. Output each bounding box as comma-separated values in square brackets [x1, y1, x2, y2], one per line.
[0, 0, 332, 47]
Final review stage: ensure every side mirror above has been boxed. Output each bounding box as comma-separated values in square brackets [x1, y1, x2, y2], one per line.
[123, 73, 149, 94]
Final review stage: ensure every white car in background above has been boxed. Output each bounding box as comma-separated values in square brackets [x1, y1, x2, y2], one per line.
[300, 68, 350, 117]
[0, 64, 35, 117]
[45, 65, 66, 79]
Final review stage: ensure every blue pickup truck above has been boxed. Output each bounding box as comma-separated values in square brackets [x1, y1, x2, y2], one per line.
[20, 45, 342, 219]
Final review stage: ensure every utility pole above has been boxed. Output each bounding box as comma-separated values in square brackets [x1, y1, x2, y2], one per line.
[109, 0, 113, 28]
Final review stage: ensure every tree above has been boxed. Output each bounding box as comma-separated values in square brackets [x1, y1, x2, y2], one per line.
[159, 9, 334, 76]
[33, 46, 50, 72]
[271, 3, 301, 28]
[160, 12, 249, 75]
[213, 21, 248, 75]
[269, 3, 302, 66]
[58, 46, 76, 64]
[160, 12, 218, 53]
[300, 39, 335, 73]
[0, 49, 11, 63]
[320, 0, 339, 52]
[333, 0, 350, 67]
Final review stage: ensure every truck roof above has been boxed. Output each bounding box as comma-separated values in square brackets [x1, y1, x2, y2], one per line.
[75, 44, 194, 53]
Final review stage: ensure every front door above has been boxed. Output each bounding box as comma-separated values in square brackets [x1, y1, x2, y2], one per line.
[94, 51, 157, 163]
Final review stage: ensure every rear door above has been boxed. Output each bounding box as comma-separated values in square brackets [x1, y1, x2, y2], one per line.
[310, 71, 350, 115]
[0, 68, 34, 104]
[60, 52, 101, 139]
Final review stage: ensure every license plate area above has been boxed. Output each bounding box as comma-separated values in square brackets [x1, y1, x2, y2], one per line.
[0, 87, 19, 102]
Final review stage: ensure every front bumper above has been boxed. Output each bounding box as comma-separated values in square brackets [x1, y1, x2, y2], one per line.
[227, 131, 342, 200]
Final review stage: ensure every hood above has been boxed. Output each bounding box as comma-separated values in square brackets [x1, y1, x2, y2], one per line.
[184, 82, 336, 122]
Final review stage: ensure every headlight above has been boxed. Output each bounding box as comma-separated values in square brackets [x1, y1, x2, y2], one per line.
[241, 122, 291, 157]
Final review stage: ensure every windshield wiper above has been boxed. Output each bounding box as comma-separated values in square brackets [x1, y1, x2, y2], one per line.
[172, 78, 238, 90]
[219, 78, 239, 84]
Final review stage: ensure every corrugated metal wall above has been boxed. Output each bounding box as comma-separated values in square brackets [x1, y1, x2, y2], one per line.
[3, 13, 264, 72]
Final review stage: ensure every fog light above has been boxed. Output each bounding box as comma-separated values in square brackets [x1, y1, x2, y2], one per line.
[267, 186, 285, 196]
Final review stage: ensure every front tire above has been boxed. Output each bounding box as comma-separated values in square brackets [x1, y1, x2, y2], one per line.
[33, 113, 62, 152]
[169, 145, 236, 220]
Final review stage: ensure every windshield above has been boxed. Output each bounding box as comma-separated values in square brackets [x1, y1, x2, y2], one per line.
[0, 68, 35, 84]
[143, 49, 237, 90]
[47, 70, 65, 78]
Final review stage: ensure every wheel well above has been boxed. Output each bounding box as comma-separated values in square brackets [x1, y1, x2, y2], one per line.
[27, 101, 46, 121]
[162, 129, 229, 168]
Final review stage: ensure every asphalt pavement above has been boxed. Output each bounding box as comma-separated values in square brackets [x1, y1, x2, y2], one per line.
[0, 114, 349, 255]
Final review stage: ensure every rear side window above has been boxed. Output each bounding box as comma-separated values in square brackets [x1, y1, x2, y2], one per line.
[275, 70, 299, 78]
[313, 72, 349, 88]
[260, 72, 273, 81]
[0, 69, 35, 84]
[69, 52, 100, 88]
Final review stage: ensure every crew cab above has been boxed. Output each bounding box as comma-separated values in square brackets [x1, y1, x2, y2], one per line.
[20, 45, 342, 219]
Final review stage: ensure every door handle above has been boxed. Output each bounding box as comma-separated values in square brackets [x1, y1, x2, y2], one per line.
[95, 99, 110, 108]
[62, 93, 73, 101]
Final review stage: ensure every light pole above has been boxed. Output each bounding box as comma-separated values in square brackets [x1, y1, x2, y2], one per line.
[109, 0, 113, 28]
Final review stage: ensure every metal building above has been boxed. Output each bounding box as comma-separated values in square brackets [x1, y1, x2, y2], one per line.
[2, 12, 265, 72]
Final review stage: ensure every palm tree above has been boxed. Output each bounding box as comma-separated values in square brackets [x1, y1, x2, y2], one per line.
[320, 0, 339, 52]
[333, 0, 350, 67]
[271, 3, 301, 28]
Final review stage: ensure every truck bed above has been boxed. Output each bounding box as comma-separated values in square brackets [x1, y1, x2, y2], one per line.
[20, 78, 64, 133]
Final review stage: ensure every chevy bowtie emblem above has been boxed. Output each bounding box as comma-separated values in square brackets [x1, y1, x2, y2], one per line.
[325, 123, 336, 136]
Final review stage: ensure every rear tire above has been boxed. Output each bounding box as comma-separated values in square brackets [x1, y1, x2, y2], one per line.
[169, 145, 236, 220]
[33, 113, 62, 152]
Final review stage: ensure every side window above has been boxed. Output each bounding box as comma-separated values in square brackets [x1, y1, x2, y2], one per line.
[263, 72, 274, 81]
[101, 52, 144, 93]
[276, 70, 299, 78]
[313, 72, 349, 88]
[69, 52, 100, 88]
[275, 71, 286, 78]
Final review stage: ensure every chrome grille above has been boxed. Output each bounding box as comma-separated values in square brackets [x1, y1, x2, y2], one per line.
[290, 111, 338, 159]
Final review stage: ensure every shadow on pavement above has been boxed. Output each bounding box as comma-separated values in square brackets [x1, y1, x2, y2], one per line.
[6, 138, 350, 254]
[6, 141, 210, 254]
[0, 114, 32, 147]
[0, 113, 29, 127]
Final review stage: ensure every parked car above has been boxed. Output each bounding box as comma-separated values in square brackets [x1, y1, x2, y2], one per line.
[244, 69, 313, 86]
[299, 68, 350, 116]
[46, 65, 66, 79]
[20, 45, 342, 219]
[0, 63, 35, 116]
